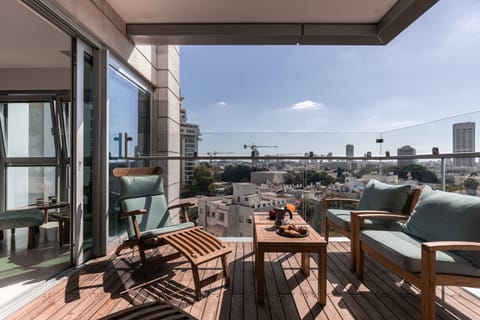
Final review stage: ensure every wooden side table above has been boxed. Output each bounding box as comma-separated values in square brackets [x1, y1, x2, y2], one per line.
[254, 223, 327, 305]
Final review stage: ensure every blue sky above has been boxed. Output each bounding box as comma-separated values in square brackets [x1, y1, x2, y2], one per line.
[180, 0, 480, 156]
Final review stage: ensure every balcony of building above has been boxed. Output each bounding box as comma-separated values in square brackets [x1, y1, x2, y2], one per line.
[2, 111, 480, 319]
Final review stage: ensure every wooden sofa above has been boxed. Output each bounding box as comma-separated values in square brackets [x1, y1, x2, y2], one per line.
[323, 179, 420, 270]
[353, 186, 480, 320]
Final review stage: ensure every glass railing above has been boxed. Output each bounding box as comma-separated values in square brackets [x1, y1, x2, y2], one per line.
[111, 111, 480, 237]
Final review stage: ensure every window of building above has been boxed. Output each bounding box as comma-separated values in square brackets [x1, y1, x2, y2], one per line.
[219, 213, 225, 221]
[247, 218, 253, 224]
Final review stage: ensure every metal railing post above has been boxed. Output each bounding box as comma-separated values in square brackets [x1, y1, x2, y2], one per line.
[441, 157, 446, 191]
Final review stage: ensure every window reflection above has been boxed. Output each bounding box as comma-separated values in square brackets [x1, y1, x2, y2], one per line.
[108, 65, 151, 238]
[6, 166, 55, 209]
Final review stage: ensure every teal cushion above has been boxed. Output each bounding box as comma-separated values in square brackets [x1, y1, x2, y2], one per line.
[403, 186, 480, 267]
[361, 230, 480, 276]
[0, 208, 44, 229]
[357, 179, 411, 212]
[326, 208, 403, 233]
[140, 222, 195, 240]
[122, 194, 172, 236]
[120, 175, 164, 200]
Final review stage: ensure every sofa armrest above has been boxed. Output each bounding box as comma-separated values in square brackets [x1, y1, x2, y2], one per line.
[421, 240, 480, 311]
[422, 241, 480, 252]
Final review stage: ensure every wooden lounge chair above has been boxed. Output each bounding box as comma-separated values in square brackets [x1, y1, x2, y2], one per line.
[323, 179, 421, 271]
[113, 167, 231, 300]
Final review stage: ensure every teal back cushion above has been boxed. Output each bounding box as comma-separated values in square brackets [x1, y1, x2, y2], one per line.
[357, 179, 411, 212]
[403, 186, 480, 267]
[120, 175, 172, 237]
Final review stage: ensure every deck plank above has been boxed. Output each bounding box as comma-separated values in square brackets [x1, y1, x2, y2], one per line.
[7, 241, 480, 320]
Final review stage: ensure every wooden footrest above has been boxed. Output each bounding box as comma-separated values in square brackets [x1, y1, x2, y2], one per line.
[163, 227, 231, 265]
[162, 226, 232, 300]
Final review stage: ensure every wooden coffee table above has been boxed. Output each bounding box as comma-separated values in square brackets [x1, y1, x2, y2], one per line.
[254, 221, 327, 305]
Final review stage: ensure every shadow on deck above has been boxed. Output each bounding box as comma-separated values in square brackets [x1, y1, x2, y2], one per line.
[8, 241, 480, 319]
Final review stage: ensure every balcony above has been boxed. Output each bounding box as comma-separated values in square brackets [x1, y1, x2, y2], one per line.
[3, 110, 480, 318]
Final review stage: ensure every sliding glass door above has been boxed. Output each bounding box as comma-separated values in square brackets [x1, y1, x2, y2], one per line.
[72, 39, 95, 264]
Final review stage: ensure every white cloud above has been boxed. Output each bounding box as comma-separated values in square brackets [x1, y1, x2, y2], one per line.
[289, 100, 325, 111]
[214, 101, 228, 107]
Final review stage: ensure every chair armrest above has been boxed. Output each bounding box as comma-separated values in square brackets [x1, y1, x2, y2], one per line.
[421, 241, 480, 283]
[422, 241, 480, 252]
[120, 209, 146, 220]
[168, 202, 195, 222]
[351, 212, 409, 222]
[168, 202, 195, 210]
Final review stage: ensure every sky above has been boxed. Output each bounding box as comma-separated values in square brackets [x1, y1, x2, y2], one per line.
[179, 0, 480, 157]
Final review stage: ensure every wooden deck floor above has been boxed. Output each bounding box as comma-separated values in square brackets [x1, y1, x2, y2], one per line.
[8, 241, 480, 320]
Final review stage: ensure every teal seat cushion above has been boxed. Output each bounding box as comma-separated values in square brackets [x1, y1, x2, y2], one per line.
[140, 222, 195, 240]
[0, 208, 44, 229]
[361, 230, 480, 276]
[357, 179, 411, 212]
[327, 208, 403, 233]
[402, 186, 480, 267]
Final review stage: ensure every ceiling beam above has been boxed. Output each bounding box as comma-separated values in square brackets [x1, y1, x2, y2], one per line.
[127, 23, 302, 45]
[377, 0, 439, 44]
[125, 0, 440, 45]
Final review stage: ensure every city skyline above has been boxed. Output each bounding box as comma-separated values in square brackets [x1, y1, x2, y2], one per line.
[180, 0, 480, 156]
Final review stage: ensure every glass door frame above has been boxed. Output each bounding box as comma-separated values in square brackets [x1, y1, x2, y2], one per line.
[72, 38, 107, 265]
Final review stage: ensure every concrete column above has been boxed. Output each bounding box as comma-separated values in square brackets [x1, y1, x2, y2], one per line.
[152, 45, 182, 222]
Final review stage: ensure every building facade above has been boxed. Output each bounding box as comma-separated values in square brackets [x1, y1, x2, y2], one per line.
[180, 107, 200, 185]
[453, 122, 475, 167]
[346, 144, 354, 157]
[397, 145, 417, 166]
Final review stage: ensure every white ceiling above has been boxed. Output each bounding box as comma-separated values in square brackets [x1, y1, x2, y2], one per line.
[0, 0, 70, 68]
[107, 0, 397, 24]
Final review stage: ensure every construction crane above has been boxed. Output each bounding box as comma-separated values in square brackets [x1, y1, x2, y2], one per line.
[243, 143, 277, 157]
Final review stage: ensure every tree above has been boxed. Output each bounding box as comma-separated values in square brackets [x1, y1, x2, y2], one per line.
[192, 164, 215, 195]
[221, 165, 262, 182]
[388, 164, 439, 183]
[464, 178, 479, 195]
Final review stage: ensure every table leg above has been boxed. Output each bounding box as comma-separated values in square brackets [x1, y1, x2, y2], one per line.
[256, 248, 265, 304]
[300, 252, 310, 276]
[43, 208, 49, 224]
[318, 246, 327, 304]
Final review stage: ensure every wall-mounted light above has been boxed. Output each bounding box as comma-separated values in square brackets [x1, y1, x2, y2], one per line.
[366, 151, 372, 159]
[385, 151, 390, 158]
[432, 147, 439, 155]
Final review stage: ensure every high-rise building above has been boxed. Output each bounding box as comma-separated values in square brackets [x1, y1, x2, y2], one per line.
[346, 144, 354, 157]
[397, 145, 417, 166]
[453, 122, 475, 167]
[180, 107, 201, 185]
